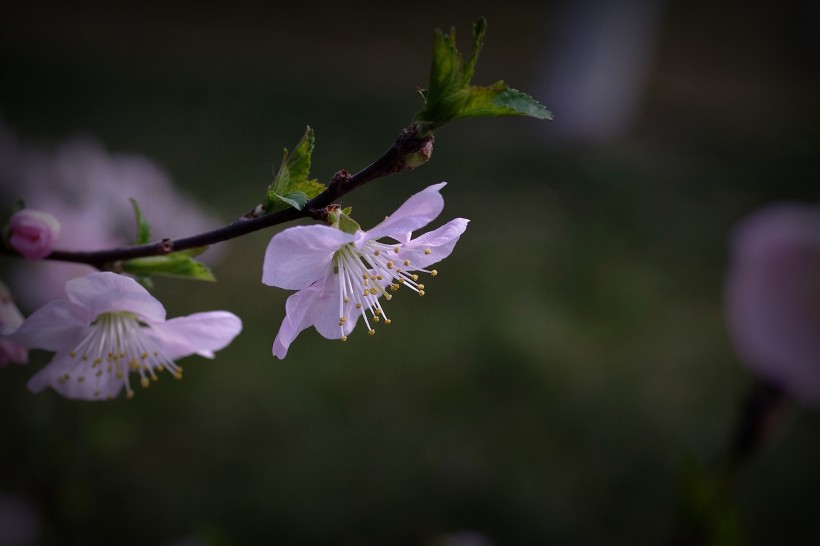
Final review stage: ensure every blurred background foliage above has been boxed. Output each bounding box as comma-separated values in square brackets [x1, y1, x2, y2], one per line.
[1, 1, 818, 545]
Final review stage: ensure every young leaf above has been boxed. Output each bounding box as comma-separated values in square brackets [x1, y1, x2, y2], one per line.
[129, 197, 152, 245]
[263, 126, 327, 212]
[122, 251, 216, 282]
[415, 17, 552, 131]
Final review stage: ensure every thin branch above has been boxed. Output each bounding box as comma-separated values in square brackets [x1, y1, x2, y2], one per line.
[8, 126, 431, 270]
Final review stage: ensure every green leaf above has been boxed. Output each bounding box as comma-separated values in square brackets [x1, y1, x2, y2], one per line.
[122, 252, 216, 282]
[129, 198, 152, 245]
[415, 17, 552, 131]
[263, 126, 327, 212]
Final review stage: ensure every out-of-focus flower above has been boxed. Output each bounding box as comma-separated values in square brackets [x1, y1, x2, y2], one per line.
[0, 493, 40, 546]
[263, 182, 468, 358]
[12, 272, 242, 400]
[0, 280, 28, 367]
[725, 202, 820, 408]
[7, 208, 61, 260]
[0, 120, 223, 309]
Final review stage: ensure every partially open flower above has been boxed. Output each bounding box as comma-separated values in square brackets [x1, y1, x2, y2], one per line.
[12, 272, 242, 400]
[0, 280, 28, 367]
[263, 182, 468, 358]
[725, 202, 820, 408]
[7, 208, 61, 260]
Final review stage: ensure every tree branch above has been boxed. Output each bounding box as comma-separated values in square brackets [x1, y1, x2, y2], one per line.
[7, 125, 432, 270]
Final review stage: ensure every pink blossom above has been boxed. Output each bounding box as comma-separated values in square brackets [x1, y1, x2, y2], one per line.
[12, 272, 242, 400]
[725, 202, 820, 408]
[0, 280, 28, 367]
[8, 208, 61, 260]
[263, 182, 468, 358]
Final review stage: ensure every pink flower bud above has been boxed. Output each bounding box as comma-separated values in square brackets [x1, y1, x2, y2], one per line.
[8, 209, 61, 260]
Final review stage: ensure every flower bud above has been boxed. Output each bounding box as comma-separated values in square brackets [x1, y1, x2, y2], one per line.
[8, 209, 61, 260]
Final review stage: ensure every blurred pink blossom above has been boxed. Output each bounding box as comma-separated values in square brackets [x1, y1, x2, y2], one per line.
[725, 202, 820, 408]
[0, 120, 223, 310]
[0, 280, 28, 367]
[8, 208, 60, 260]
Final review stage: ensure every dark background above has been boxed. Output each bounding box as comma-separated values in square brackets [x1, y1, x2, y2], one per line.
[1, 1, 818, 544]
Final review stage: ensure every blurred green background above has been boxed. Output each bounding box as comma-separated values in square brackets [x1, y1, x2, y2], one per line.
[1, 1, 818, 545]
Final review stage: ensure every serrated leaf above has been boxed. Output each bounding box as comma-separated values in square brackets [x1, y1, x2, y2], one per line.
[122, 253, 216, 282]
[129, 197, 151, 245]
[415, 17, 552, 130]
[263, 126, 327, 212]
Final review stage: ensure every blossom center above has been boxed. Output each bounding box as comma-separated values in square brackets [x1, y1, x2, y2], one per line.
[60, 311, 182, 400]
[334, 239, 437, 340]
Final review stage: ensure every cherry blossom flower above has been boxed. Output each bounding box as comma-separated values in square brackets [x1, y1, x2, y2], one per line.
[0, 280, 28, 367]
[7, 208, 61, 260]
[725, 202, 820, 409]
[263, 182, 468, 358]
[11, 272, 242, 400]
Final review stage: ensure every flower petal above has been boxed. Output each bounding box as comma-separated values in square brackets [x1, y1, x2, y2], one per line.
[149, 311, 243, 360]
[399, 218, 469, 269]
[11, 300, 88, 351]
[27, 349, 125, 400]
[362, 182, 447, 244]
[66, 272, 166, 321]
[262, 225, 354, 290]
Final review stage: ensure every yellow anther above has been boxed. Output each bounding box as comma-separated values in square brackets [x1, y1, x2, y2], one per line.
[126, 390, 135, 400]
[384, 319, 392, 325]
[77, 376, 86, 383]
[69, 351, 77, 358]
[368, 329, 376, 336]
[376, 275, 383, 280]
[362, 273, 369, 280]
[140, 377, 150, 388]
[412, 274, 419, 281]
[344, 297, 350, 303]
[430, 270, 438, 276]
[374, 250, 380, 256]
[375, 308, 382, 315]
[424, 248, 431, 255]
[363, 290, 370, 296]
[174, 371, 183, 380]
[93, 358, 102, 366]
[403, 259, 410, 266]
[394, 246, 400, 253]
[82, 355, 89, 361]
[418, 290, 426, 297]
[417, 284, 425, 290]
[356, 303, 362, 309]
[116, 371, 124, 380]
[141, 352, 149, 359]
[373, 316, 380, 322]
[151, 374, 159, 382]
[390, 284, 399, 291]
[369, 287, 378, 295]
[340, 335, 348, 342]
[387, 261, 393, 269]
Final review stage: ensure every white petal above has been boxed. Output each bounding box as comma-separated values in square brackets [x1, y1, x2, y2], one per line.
[272, 276, 333, 358]
[27, 350, 125, 400]
[362, 182, 447, 244]
[149, 311, 243, 360]
[11, 300, 88, 351]
[66, 271, 166, 321]
[262, 225, 354, 290]
[399, 218, 469, 269]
